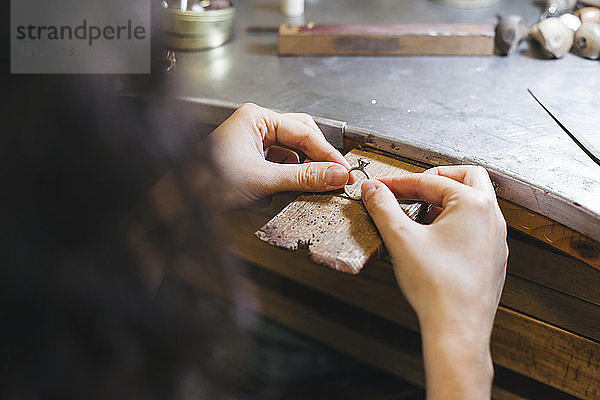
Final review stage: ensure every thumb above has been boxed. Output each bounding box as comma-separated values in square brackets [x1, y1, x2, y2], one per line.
[261, 161, 349, 194]
[361, 180, 419, 243]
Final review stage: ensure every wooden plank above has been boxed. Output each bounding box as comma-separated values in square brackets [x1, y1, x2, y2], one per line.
[501, 199, 600, 271]
[492, 309, 600, 399]
[225, 204, 600, 398]
[255, 149, 428, 275]
[502, 274, 600, 342]
[507, 232, 600, 308]
[278, 23, 496, 56]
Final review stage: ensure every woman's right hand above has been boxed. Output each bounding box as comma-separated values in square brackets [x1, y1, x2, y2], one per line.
[361, 166, 508, 400]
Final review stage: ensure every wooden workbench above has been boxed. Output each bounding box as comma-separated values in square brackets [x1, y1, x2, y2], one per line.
[134, 0, 600, 397]
[195, 144, 599, 399]
[157, 140, 600, 399]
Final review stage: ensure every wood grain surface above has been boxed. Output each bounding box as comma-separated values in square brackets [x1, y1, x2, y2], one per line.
[255, 149, 427, 274]
[507, 233, 600, 307]
[278, 23, 496, 56]
[502, 273, 600, 342]
[501, 200, 600, 271]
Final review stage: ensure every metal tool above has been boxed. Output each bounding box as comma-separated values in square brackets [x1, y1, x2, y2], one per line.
[528, 88, 600, 166]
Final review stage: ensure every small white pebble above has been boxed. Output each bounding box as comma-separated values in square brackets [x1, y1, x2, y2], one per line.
[371, 99, 377, 105]
[559, 13, 581, 32]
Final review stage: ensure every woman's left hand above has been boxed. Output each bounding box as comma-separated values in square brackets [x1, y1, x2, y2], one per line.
[209, 103, 351, 208]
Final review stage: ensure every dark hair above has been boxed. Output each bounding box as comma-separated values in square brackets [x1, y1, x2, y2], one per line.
[0, 72, 245, 399]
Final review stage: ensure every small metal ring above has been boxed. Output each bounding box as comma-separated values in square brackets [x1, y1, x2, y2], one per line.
[343, 165, 371, 201]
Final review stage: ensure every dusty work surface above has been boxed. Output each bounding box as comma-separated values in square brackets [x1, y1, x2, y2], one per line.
[164, 0, 600, 239]
[255, 149, 427, 274]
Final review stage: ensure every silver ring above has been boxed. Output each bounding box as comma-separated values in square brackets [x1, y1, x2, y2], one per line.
[343, 158, 371, 201]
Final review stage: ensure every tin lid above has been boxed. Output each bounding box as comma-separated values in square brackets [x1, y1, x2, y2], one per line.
[160, 0, 234, 29]
[161, 0, 232, 12]
[160, 0, 234, 32]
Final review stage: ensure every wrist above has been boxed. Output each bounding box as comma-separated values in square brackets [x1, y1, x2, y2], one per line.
[421, 326, 494, 400]
[416, 291, 496, 348]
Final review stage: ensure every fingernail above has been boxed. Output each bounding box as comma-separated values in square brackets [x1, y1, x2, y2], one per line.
[361, 180, 377, 201]
[325, 165, 348, 187]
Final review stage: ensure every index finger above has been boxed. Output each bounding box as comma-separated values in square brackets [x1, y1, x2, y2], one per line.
[378, 173, 474, 208]
[264, 111, 351, 169]
[424, 165, 495, 197]
[282, 112, 323, 134]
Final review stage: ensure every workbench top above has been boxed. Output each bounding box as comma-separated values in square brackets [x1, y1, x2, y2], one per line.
[169, 0, 600, 239]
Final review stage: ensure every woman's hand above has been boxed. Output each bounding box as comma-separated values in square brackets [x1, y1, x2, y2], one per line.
[209, 103, 351, 208]
[361, 166, 508, 400]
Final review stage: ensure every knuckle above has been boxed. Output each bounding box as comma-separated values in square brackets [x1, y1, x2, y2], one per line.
[389, 224, 407, 241]
[425, 166, 440, 175]
[300, 114, 324, 136]
[415, 175, 428, 196]
[297, 164, 324, 188]
[468, 192, 495, 211]
[299, 113, 314, 123]
[473, 165, 489, 175]
[323, 147, 339, 161]
[238, 103, 259, 116]
[472, 165, 491, 179]
[465, 165, 490, 181]
[240, 102, 258, 110]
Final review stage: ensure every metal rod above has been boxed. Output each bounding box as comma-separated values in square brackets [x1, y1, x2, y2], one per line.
[527, 88, 600, 167]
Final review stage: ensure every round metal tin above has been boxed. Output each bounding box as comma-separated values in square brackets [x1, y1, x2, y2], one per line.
[160, 2, 235, 51]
